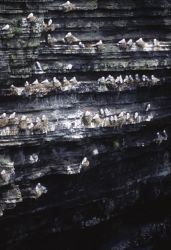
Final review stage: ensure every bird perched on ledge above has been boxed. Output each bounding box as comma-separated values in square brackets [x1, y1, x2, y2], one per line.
[27, 13, 37, 22]
[61, 1, 76, 12]
[93, 40, 104, 50]
[64, 32, 80, 44]
[135, 38, 147, 49]
[2, 24, 10, 31]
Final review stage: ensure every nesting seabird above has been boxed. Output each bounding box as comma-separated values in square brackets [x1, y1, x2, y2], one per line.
[128, 75, 134, 83]
[98, 77, 106, 85]
[70, 77, 78, 85]
[151, 75, 160, 84]
[48, 19, 53, 26]
[63, 77, 70, 86]
[82, 111, 93, 126]
[9, 112, 16, 119]
[65, 64, 73, 70]
[79, 41, 85, 48]
[127, 39, 133, 48]
[134, 112, 139, 119]
[163, 130, 168, 141]
[35, 61, 43, 72]
[32, 79, 39, 85]
[34, 183, 47, 198]
[0, 170, 10, 182]
[27, 13, 36, 22]
[135, 74, 140, 83]
[145, 103, 151, 112]
[64, 32, 80, 44]
[47, 34, 57, 46]
[153, 39, 160, 47]
[124, 75, 129, 84]
[25, 81, 29, 87]
[135, 38, 147, 49]
[118, 39, 127, 49]
[155, 132, 163, 144]
[41, 79, 49, 84]
[61, 1, 76, 13]
[53, 77, 62, 88]
[21, 115, 27, 121]
[92, 114, 102, 126]
[0, 113, 7, 119]
[126, 113, 130, 120]
[104, 108, 110, 116]
[2, 24, 10, 31]
[93, 40, 104, 50]
[99, 108, 105, 117]
[118, 111, 124, 118]
[81, 157, 90, 168]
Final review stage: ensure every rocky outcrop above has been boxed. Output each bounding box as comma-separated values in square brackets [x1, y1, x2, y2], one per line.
[0, 1, 171, 249]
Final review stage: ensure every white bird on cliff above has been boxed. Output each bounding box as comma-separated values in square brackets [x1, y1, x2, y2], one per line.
[41, 79, 49, 84]
[0, 113, 6, 118]
[163, 130, 168, 141]
[79, 42, 85, 48]
[2, 24, 10, 31]
[145, 103, 151, 112]
[118, 38, 127, 49]
[153, 39, 160, 47]
[9, 112, 16, 119]
[48, 19, 53, 26]
[151, 75, 160, 84]
[65, 64, 73, 70]
[27, 13, 34, 19]
[135, 38, 147, 49]
[32, 79, 39, 85]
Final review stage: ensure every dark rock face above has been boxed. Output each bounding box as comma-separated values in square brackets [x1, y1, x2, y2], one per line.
[0, 1, 171, 249]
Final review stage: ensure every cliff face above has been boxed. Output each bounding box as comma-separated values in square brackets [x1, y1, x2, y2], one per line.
[0, 1, 171, 249]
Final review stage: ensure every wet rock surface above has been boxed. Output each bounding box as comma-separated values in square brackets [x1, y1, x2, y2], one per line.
[0, 0, 171, 249]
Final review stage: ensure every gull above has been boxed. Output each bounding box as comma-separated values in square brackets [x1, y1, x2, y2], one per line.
[0, 113, 7, 118]
[145, 103, 151, 112]
[104, 108, 110, 116]
[63, 77, 70, 86]
[65, 64, 73, 70]
[27, 13, 36, 22]
[81, 157, 90, 167]
[93, 40, 104, 50]
[93, 114, 102, 126]
[70, 77, 78, 84]
[25, 81, 29, 86]
[126, 113, 130, 120]
[151, 75, 160, 84]
[118, 38, 127, 49]
[99, 108, 105, 117]
[134, 112, 139, 119]
[135, 74, 140, 83]
[2, 24, 10, 31]
[79, 42, 85, 48]
[65, 32, 80, 44]
[128, 75, 134, 83]
[153, 39, 160, 47]
[20, 115, 27, 121]
[127, 39, 133, 48]
[118, 111, 124, 118]
[61, 1, 76, 12]
[98, 77, 106, 84]
[48, 19, 52, 26]
[9, 112, 16, 119]
[163, 130, 168, 141]
[41, 79, 49, 84]
[32, 79, 39, 85]
[136, 38, 147, 48]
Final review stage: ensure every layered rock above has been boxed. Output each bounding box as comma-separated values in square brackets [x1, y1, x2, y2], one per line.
[0, 1, 171, 249]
